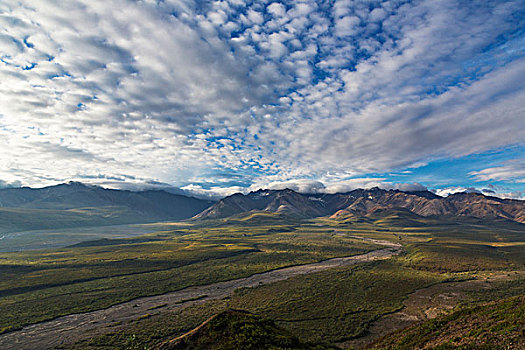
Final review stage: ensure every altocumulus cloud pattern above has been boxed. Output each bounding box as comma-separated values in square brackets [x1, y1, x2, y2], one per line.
[0, 0, 524, 198]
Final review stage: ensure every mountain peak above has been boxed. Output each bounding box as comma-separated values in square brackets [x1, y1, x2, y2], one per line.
[66, 181, 87, 186]
[195, 188, 525, 223]
[50, 181, 94, 190]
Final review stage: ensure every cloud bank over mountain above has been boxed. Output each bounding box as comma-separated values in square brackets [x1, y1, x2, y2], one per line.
[0, 0, 523, 198]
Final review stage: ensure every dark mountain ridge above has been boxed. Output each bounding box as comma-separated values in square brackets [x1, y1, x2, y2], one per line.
[0, 182, 211, 213]
[194, 187, 525, 223]
[0, 182, 214, 231]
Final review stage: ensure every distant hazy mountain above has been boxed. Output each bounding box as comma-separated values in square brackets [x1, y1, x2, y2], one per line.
[194, 187, 525, 223]
[0, 182, 213, 232]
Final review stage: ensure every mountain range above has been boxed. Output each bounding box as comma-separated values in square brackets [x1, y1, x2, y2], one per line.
[1, 183, 523, 233]
[0, 182, 213, 232]
[0, 182, 212, 216]
[194, 187, 525, 223]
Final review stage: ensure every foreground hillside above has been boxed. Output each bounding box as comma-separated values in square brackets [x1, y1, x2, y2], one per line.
[196, 187, 525, 223]
[156, 309, 337, 350]
[153, 294, 525, 350]
[372, 294, 525, 349]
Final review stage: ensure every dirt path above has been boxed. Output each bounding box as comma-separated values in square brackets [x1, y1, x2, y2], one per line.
[0, 239, 401, 350]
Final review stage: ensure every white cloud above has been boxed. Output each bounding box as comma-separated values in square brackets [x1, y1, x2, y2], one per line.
[369, 8, 387, 22]
[322, 178, 389, 193]
[180, 184, 247, 200]
[259, 179, 326, 193]
[247, 9, 264, 25]
[469, 161, 525, 183]
[335, 15, 361, 37]
[434, 186, 525, 200]
[0, 179, 22, 189]
[496, 191, 525, 200]
[434, 186, 481, 197]
[267, 3, 286, 18]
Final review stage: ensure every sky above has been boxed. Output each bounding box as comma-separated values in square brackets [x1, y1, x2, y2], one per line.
[0, 0, 524, 199]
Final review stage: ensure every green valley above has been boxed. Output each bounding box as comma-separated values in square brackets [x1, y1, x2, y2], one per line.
[1, 208, 523, 349]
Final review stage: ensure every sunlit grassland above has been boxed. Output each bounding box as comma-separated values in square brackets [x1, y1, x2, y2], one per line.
[62, 260, 454, 350]
[228, 260, 450, 343]
[319, 212, 525, 273]
[371, 294, 525, 349]
[58, 214, 524, 349]
[0, 217, 379, 334]
[2, 211, 524, 349]
[63, 260, 450, 349]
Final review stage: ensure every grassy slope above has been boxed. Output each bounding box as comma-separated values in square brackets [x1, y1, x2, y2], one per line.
[157, 309, 338, 350]
[371, 295, 525, 350]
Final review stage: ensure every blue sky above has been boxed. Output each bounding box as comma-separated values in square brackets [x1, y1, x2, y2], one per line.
[0, 0, 524, 199]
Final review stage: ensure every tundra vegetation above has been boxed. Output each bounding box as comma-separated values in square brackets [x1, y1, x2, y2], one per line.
[1, 211, 524, 349]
